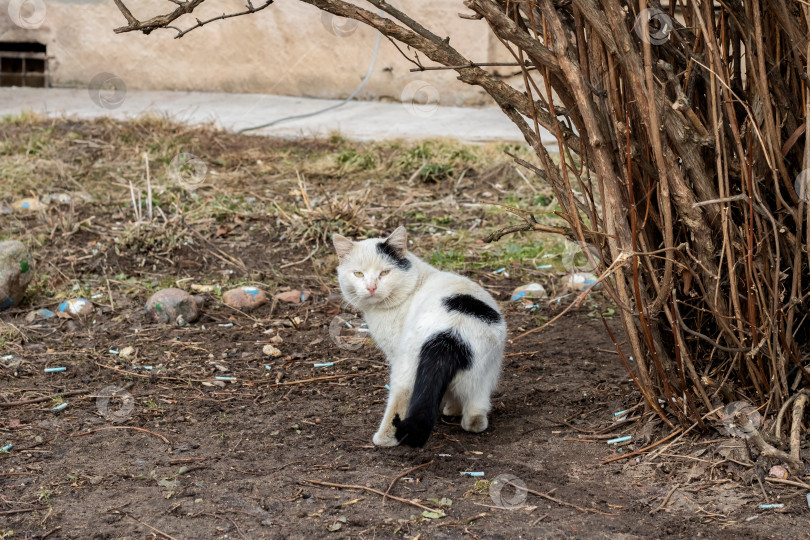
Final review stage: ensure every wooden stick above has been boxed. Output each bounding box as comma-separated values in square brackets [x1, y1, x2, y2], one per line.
[504, 480, 613, 515]
[383, 460, 434, 504]
[601, 428, 684, 465]
[95, 362, 363, 387]
[650, 484, 679, 515]
[110, 508, 180, 540]
[71, 426, 170, 445]
[266, 373, 362, 387]
[304, 479, 443, 514]
[765, 477, 810, 490]
[0, 389, 90, 408]
[789, 391, 808, 467]
[0, 507, 48, 516]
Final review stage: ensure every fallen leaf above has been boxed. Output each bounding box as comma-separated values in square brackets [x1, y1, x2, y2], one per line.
[421, 510, 445, 519]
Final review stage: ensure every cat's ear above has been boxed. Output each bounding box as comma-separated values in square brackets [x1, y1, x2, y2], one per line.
[385, 226, 408, 255]
[332, 234, 354, 261]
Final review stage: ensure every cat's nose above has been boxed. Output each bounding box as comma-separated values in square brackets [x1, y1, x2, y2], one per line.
[366, 284, 377, 295]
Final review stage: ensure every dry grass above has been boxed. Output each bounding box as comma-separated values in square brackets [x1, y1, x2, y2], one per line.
[0, 115, 580, 307]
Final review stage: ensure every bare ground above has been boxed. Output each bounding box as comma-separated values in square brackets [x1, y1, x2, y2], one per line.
[1, 118, 807, 539]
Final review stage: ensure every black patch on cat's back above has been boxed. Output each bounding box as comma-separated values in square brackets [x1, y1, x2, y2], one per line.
[376, 240, 411, 270]
[443, 294, 501, 324]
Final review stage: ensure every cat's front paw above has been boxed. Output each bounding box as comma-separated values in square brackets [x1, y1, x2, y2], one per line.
[461, 414, 488, 433]
[372, 430, 400, 447]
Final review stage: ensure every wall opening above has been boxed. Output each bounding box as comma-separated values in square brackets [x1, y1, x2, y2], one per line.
[0, 42, 47, 87]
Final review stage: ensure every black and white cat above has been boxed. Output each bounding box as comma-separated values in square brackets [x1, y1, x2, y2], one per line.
[332, 226, 506, 447]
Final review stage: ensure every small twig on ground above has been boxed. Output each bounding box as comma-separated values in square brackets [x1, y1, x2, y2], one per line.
[383, 460, 434, 505]
[265, 373, 363, 387]
[601, 428, 684, 465]
[304, 479, 444, 514]
[0, 389, 90, 408]
[72, 426, 170, 445]
[650, 484, 680, 515]
[109, 508, 180, 540]
[0, 507, 48, 516]
[144, 153, 153, 221]
[765, 477, 810, 490]
[504, 480, 613, 515]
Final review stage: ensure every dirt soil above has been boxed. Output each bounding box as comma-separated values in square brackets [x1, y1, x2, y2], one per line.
[1, 118, 807, 539]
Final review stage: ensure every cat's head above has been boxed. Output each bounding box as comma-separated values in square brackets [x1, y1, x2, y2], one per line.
[332, 226, 418, 310]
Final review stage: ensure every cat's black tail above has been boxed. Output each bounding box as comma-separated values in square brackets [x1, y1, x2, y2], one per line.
[393, 330, 472, 447]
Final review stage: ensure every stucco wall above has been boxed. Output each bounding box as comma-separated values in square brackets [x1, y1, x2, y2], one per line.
[0, 0, 521, 106]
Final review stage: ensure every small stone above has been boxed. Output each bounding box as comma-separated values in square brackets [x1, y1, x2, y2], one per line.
[11, 197, 45, 211]
[25, 308, 55, 322]
[57, 298, 94, 318]
[190, 284, 216, 293]
[119, 346, 135, 359]
[565, 272, 600, 292]
[222, 286, 267, 311]
[0, 240, 34, 311]
[262, 344, 282, 357]
[145, 288, 201, 325]
[768, 465, 788, 480]
[270, 334, 283, 345]
[274, 289, 307, 304]
[511, 283, 547, 301]
[41, 193, 72, 205]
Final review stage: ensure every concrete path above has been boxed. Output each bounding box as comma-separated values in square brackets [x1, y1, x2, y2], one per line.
[0, 88, 556, 145]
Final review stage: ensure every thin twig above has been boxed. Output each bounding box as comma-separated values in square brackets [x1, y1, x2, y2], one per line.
[0, 507, 48, 516]
[504, 480, 614, 515]
[71, 426, 171, 445]
[0, 389, 90, 408]
[109, 508, 180, 540]
[650, 484, 680, 515]
[383, 460, 434, 504]
[304, 479, 444, 514]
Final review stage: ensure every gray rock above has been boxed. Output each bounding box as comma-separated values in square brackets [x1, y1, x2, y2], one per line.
[145, 288, 202, 325]
[0, 240, 34, 311]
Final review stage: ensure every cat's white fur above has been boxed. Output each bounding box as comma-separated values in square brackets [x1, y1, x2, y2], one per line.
[333, 226, 505, 446]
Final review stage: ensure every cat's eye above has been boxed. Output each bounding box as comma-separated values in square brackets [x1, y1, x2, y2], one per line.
[353, 271, 364, 277]
[379, 269, 391, 276]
